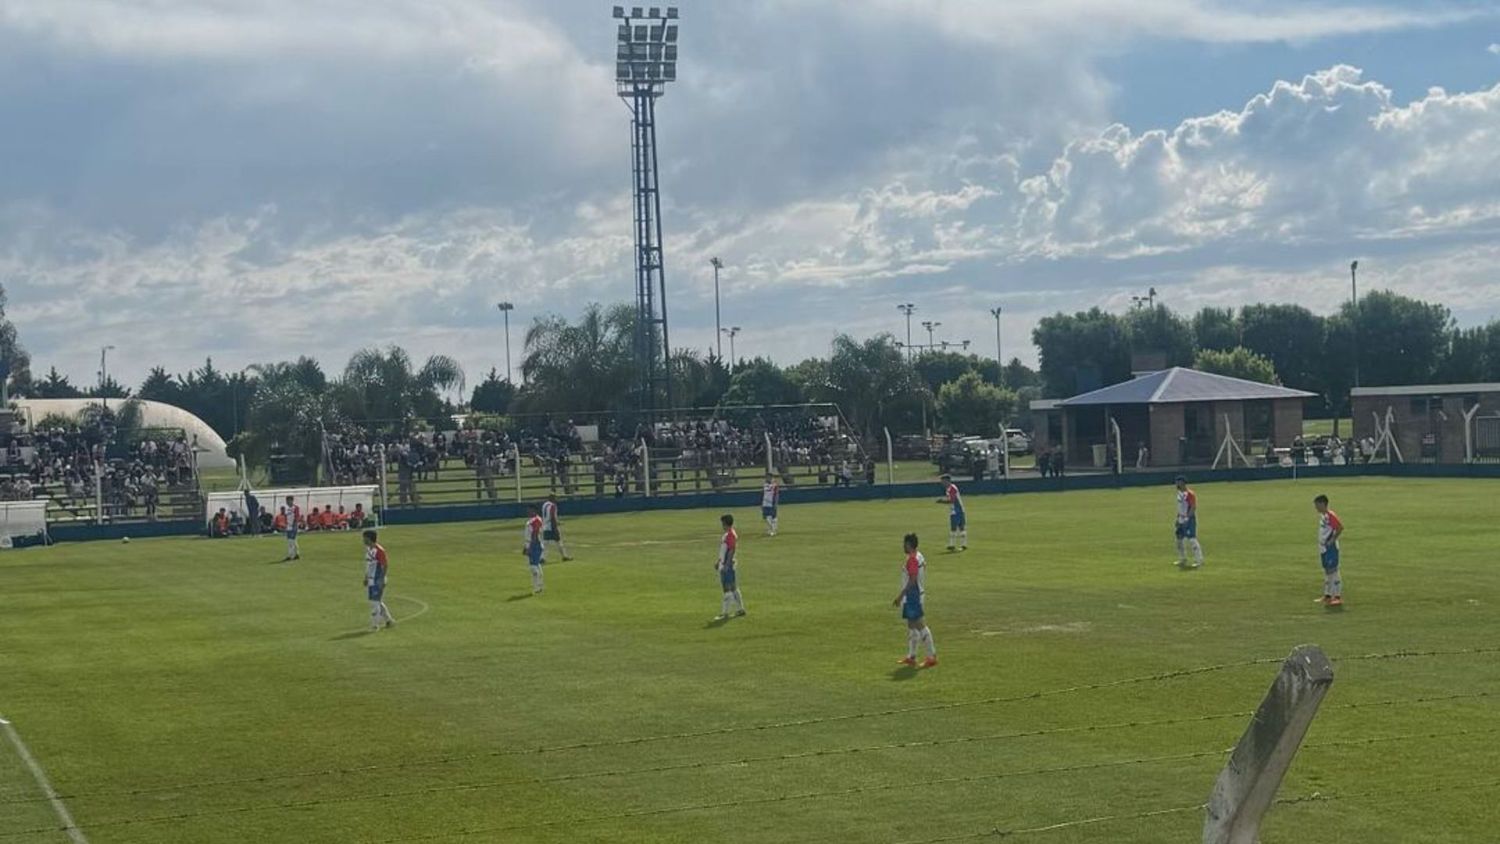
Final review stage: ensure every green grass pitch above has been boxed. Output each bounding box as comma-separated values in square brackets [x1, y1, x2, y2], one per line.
[2, 477, 1497, 843]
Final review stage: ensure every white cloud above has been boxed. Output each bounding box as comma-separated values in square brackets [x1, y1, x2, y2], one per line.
[4, 0, 1500, 381]
[857, 0, 1488, 46]
[1489, 42, 1500, 55]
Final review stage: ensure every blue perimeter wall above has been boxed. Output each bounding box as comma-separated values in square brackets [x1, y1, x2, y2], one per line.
[43, 463, 1500, 543]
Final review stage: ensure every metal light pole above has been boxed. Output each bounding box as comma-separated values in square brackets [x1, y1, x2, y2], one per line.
[989, 306, 1003, 386]
[721, 326, 740, 367]
[614, 4, 682, 412]
[1349, 260, 1360, 389]
[921, 320, 941, 352]
[496, 302, 515, 384]
[897, 303, 916, 361]
[710, 257, 724, 361]
[98, 345, 116, 411]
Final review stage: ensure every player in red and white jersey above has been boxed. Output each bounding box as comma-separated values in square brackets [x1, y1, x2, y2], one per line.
[892, 532, 937, 668]
[714, 514, 746, 620]
[1315, 494, 1346, 606]
[282, 495, 302, 562]
[542, 494, 573, 561]
[761, 474, 780, 536]
[362, 530, 394, 630]
[524, 505, 546, 594]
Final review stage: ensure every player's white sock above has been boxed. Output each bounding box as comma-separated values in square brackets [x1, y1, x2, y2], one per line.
[379, 602, 392, 624]
[1323, 572, 1335, 596]
[557, 540, 570, 558]
[369, 601, 381, 628]
[947, 531, 957, 548]
[1190, 539, 1204, 565]
[721, 593, 733, 617]
[1175, 538, 1186, 562]
[732, 590, 745, 613]
[907, 629, 919, 659]
[959, 530, 967, 549]
[531, 566, 544, 593]
[1331, 573, 1342, 598]
[288, 539, 297, 559]
[921, 626, 936, 657]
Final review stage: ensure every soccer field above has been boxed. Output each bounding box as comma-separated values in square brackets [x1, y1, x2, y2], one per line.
[2, 478, 1496, 843]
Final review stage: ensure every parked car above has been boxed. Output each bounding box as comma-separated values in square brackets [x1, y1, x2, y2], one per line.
[1002, 428, 1032, 455]
[934, 437, 996, 476]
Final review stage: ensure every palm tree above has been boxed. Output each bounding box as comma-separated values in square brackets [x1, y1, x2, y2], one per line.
[341, 346, 464, 426]
[517, 303, 638, 413]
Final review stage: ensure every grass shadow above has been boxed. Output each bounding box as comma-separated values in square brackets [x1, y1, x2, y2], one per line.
[505, 592, 535, 603]
[330, 629, 373, 641]
[703, 616, 732, 630]
[887, 664, 920, 682]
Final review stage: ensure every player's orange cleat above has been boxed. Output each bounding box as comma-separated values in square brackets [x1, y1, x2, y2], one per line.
[897, 656, 917, 667]
[921, 656, 939, 668]
[1328, 596, 1343, 607]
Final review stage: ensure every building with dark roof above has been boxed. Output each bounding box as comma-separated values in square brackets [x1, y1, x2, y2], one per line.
[1029, 367, 1316, 468]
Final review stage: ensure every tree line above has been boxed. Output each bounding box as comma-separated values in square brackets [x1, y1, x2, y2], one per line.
[4, 283, 1498, 461]
[1034, 290, 1476, 416]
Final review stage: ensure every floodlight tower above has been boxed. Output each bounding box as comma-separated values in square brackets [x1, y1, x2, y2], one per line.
[614, 5, 681, 413]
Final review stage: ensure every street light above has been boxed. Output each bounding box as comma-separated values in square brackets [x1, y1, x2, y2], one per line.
[721, 326, 741, 367]
[921, 320, 941, 351]
[1349, 260, 1360, 389]
[897, 303, 916, 360]
[710, 257, 724, 361]
[98, 345, 116, 411]
[496, 302, 515, 385]
[988, 306, 1004, 386]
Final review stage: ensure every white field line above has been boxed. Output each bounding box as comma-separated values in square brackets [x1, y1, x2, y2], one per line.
[337, 594, 430, 637]
[0, 716, 88, 844]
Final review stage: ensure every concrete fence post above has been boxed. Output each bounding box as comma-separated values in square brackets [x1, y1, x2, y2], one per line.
[1204, 644, 1334, 844]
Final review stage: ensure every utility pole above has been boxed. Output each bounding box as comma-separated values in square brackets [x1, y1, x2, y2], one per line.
[496, 302, 515, 384]
[897, 303, 916, 361]
[989, 306, 1003, 387]
[1350, 260, 1360, 389]
[710, 257, 724, 361]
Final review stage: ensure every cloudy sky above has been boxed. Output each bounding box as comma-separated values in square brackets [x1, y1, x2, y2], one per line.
[3, 0, 1499, 391]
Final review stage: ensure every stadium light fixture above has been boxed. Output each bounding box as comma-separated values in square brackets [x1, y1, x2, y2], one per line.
[989, 306, 1004, 384]
[496, 302, 516, 385]
[614, 4, 684, 412]
[1350, 260, 1360, 389]
[710, 257, 725, 361]
[722, 326, 741, 366]
[921, 320, 941, 351]
[99, 345, 117, 411]
[897, 303, 916, 360]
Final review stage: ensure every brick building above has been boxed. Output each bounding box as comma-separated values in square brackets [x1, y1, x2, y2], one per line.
[1030, 367, 1314, 468]
[1352, 383, 1500, 463]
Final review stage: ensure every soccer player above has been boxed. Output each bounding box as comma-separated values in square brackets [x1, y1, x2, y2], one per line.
[363, 529, 395, 630]
[936, 474, 967, 551]
[541, 494, 573, 561]
[1315, 494, 1345, 606]
[523, 504, 545, 594]
[761, 473, 780, 536]
[714, 513, 746, 620]
[282, 495, 301, 562]
[892, 532, 937, 668]
[1174, 476, 1204, 569]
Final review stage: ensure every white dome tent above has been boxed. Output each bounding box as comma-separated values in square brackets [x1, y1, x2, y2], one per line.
[13, 398, 235, 469]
